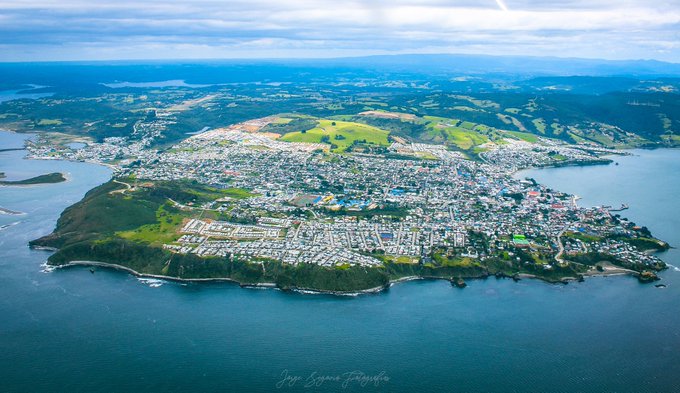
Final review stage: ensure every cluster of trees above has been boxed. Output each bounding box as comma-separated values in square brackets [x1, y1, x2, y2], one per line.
[568, 252, 666, 272]
[262, 118, 317, 135]
[350, 116, 427, 141]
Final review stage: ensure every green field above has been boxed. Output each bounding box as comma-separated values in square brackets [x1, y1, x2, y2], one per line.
[29, 179, 254, 249]
[532, 118, 547, 134]
[442, 128, 489, 150]
[37, 119, 63, 126]
[117, 202, 186, 245]
[220, 187, 256, 199]
[564, 232, 603, 243]
[280, 119, 390, 152]
[506, 131, 540, 143]
[422, 117, 490, 150]
[432, 252, 481, 268]
[450, 106, 479, 112]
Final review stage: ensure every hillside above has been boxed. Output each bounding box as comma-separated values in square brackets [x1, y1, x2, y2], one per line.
[30, 179, 392, 292]
[279, 119, 390, 152]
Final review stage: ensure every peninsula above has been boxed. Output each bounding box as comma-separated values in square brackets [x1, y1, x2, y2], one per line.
[4, 61, 674, 294]
[30, 114, 669, 293]
[0, 172, 65, 186]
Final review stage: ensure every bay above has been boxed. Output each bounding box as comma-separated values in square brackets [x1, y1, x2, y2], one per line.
[0, 87, 53, 103]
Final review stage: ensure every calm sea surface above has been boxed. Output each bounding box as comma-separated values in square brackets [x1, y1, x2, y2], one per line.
[0, 88, 53, 103]
[1, 132, 679, 392]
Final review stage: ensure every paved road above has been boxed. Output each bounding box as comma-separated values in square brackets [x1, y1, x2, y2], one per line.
[554, 226, 568, 265]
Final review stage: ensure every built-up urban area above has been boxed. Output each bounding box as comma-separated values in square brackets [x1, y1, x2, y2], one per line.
[26, 115, 667, 279]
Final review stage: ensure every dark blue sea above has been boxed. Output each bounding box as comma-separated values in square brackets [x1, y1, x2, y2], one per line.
[1, 132, 679, 392]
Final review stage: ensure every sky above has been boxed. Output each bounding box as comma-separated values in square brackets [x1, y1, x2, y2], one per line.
[0, 0, 679, 62]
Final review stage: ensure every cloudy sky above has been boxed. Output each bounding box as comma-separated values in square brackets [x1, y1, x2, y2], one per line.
[0, 0, 679, 62]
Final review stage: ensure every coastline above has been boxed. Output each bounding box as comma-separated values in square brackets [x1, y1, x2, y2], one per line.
[52, 260, 390, 296]
[0, 128, 119, 174]
[14, 126, 670, 296]
[514, 154, 617, 175]
[533, 158, 613, 169]
[28, 155, 120, 173]
[0, 206, 25, 215]
[48, 259, 645, 297]
[0, 172, 69, 187]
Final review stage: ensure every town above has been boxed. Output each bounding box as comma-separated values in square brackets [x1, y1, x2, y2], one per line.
[26, 115, 667, 278]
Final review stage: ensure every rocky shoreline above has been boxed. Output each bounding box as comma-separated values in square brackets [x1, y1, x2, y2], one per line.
[47, 259, 660, 297]
[0, 206, 25, 215]
[54, 261, 391, 296]
[534, 157, 615, 170]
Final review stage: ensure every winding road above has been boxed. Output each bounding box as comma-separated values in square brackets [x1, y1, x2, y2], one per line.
[554, 226, 568, 265]
[110, 179, 132, 195]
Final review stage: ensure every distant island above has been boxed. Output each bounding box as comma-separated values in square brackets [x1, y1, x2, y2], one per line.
[0, 172, 66, 186]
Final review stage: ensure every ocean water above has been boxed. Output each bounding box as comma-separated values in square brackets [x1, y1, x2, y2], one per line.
[102, 80, 211, 88]
[1, 132, 679, 392]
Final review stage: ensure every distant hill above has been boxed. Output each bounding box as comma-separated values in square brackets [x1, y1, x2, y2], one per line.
[2, 54, 680, 89]
[319, 54, 680, 78]
[1, 56, 678, 149]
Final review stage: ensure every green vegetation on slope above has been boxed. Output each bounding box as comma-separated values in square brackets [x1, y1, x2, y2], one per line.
[280, 119, 390, 152]
[30, 179, 250, 249]
[30, 179, 390, 292]
[117, 202, 187, 246]
[0, 172, 65, 185]
[506, 131, 539, 143]
[260, 116, 317, 135]
[2, 74, 679, 149]
[47, 239, 390, 292]
[421, 116, 496, 151]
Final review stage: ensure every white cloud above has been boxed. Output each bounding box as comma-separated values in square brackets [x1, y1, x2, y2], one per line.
[0, 0, 679, 61]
